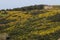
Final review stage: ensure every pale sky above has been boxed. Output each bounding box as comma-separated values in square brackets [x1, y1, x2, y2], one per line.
[0, 0, 60, 9]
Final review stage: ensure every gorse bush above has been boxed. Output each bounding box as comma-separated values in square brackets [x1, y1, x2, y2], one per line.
[0, 5, 60, 40]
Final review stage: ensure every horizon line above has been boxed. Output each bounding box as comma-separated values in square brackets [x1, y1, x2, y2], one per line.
[0, 4, 60, 10]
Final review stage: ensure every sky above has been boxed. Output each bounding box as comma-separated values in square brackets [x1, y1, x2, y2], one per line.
[0, 0, 60, 9]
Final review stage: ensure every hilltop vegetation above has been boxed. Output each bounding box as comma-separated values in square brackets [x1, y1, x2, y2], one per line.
[0, 5, 60, 40]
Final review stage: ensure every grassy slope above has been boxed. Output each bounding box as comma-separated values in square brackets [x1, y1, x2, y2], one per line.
[0, 9, 60, 40]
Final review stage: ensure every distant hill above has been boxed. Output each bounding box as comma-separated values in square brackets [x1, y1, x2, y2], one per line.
[0, 5, 60, 40]
[1, 5, 60, 11]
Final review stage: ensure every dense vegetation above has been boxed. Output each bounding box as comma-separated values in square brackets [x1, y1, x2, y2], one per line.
[0, 5, 60, 40]
[1, 5, 46, 11]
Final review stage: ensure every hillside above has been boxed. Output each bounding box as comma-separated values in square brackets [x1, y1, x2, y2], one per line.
[0, 5, 60, 40]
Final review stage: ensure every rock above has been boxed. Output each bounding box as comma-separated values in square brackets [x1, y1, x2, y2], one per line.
[0, 33, 10, 40]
